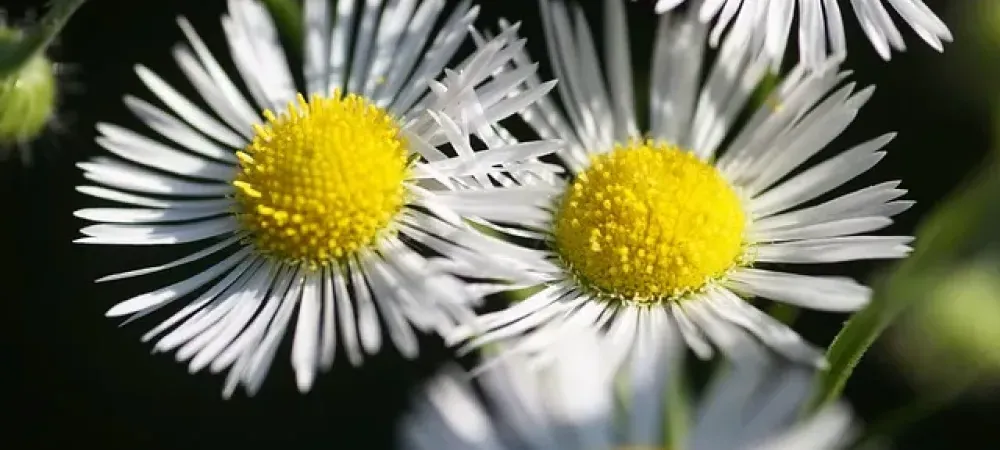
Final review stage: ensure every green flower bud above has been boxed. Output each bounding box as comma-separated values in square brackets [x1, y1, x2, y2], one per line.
[0, 26, 57, 148]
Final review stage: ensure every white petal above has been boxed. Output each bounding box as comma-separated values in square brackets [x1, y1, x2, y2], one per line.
[123, 96, 239, 163]
[77, 217, 237, 245]
[95, 235, 241, 282]
[318, 270, 337, 370]
[76, 185, 228, 210]
[670, 302, 715, 359]
[362, 0, 420, 98]
[751, 402, 855, 450]
[212, 266, 296, 375]
[624, 308, 681, 446]
[375, 0, 448, 104]
[348, 258, 383, 355]
[755, 236, 913, 263]
[183, 262, 278, 371]
[134, 63, 249, 145]
[151, 258, 263, 351]
[751, 216, 894, 242]
[239, 270, 306, 396]
[225, 0, 296, 108]
[345, 0, 383, 94]
[332, 265, 364, 366]
[174, 18, 260, 134]
[399, 366, 504, 450]
[750, 133, 894, 217]
[74, 207, 226, 224]
[95, 124, 235, 182]
[390, 2, 477, 115]
[79, 158, 232, 198]
[681, 298, 768, 364]
[705, 287, 825, 366]
[649, 8, 708, 144]
[752, 181, 907, 227]
[604, 0, 639, 139]
[302, 0, 330, 96]
[363, 253, 421, 359]
[292, 271, 323, 392]
[106, 246, 252, 317]
[727, 268, 871, 312]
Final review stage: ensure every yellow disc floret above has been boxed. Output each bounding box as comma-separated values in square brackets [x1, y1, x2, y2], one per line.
[233, 91, 409, 268]
[553, 140, 746, 303]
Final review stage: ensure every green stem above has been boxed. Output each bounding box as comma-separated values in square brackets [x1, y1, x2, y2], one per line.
[0, 0, 87, 77]
[261, 0, 304, 57]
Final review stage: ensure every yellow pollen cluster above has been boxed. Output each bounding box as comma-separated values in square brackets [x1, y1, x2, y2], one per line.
[553, 140, 747, 303]
[233, 92, 409, 268]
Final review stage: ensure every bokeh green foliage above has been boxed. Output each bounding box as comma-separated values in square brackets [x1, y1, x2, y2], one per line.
[878, 0, 1000, 393]
[887, 143, 1000, 391]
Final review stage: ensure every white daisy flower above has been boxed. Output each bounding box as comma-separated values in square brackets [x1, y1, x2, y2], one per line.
[444, 0, 913, 370]
[645, 0, 952, 69]
[73, 0, 559, 397]
[401, 328, 855, 449]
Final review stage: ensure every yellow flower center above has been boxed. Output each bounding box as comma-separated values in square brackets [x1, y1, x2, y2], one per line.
[233, 92, 409, 268]
[552, 140, 747, 303]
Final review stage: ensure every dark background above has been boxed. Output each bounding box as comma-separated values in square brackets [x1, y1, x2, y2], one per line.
[3, 0, 998, 448]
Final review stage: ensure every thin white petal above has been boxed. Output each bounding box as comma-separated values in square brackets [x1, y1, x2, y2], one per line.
[106, 246, 252, 317]
[727, 268, 871, 312]
[292, 271, 323, 392]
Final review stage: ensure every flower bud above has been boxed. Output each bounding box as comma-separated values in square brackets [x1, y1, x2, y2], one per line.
[0, 26, 57, 148]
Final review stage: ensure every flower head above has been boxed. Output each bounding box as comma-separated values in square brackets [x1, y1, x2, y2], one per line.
[644, 0, 951, 69]
[74, 0, 558, 397]
[401, 329, 855, 449]
[445, 0, 913, 372]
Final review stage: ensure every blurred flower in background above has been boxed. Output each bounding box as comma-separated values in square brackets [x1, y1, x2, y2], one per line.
[401, 329, 855, 450]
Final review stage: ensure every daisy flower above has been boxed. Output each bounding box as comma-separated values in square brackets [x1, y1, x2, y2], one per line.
[445, 0, 913, 370]
[74, 0, 558, 397]
[401, 328, 855, 449]
[645, 0, 952, 69]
